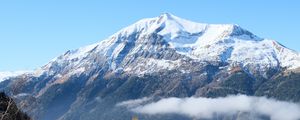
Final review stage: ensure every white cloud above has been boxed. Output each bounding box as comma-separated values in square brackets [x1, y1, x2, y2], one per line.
[118, 95, 300, 120]
[117, 97, 151, 108]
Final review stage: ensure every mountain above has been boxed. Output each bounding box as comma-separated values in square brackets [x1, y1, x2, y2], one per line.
[1, 13, 300, 120]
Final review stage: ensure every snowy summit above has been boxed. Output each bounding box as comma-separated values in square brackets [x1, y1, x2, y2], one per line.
[36, 13, 300, 78]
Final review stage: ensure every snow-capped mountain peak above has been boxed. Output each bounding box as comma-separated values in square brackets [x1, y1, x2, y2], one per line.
[38, 13, 300, 78]
[113, 13, 261, 49]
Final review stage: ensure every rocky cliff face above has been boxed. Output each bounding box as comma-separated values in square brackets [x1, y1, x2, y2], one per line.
[1, 13, 300, 120]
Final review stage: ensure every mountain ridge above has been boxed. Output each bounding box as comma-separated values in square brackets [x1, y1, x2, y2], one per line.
[28, 13, 300, 80]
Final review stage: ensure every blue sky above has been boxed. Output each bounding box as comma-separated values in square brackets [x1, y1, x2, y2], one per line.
[0, 0, 299, 71]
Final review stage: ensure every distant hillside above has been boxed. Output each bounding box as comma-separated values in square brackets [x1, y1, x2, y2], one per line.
[0, 92, 31, 120]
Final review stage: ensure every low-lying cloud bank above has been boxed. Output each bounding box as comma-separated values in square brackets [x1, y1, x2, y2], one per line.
[118, 95, 300, 120]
